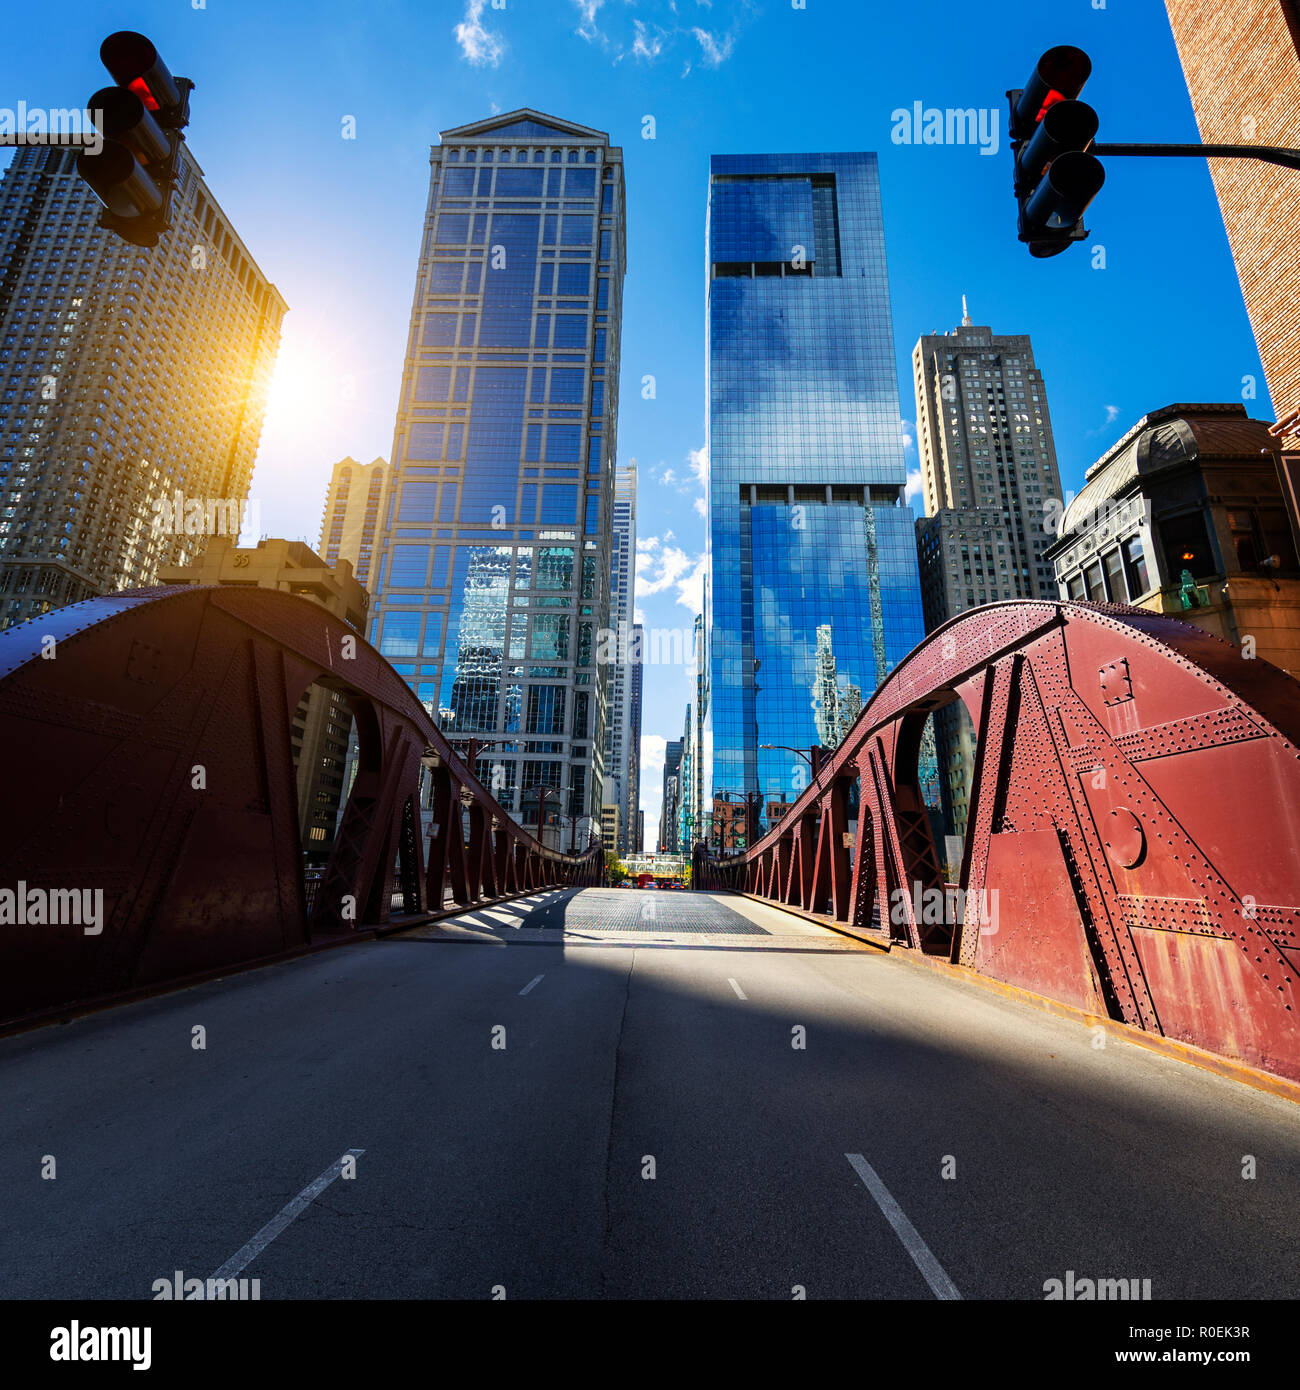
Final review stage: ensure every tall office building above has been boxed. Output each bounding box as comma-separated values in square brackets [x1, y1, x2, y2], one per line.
[603, 460, 637, 850]
[318, 456, 389, 589]
[660, 737, 683, 853]
[913, 306, 1062, 604]
[0, 145, 286, 629]
[692, 611, 707, 847]
[912, 309, 1063, 840]
[627, 619, 644, 855]
[676, 702, 696, 853]
[703, 152, 928, 819]
[369, 111, 626, 842]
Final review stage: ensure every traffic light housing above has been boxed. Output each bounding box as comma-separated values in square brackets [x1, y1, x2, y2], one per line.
[77, 32, 193, 247]
[1008, 45, 1104, 258]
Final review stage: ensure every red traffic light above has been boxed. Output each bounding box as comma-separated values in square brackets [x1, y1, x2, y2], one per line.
[100, 31, 183, 122]
[1014, 45, 1092, 135]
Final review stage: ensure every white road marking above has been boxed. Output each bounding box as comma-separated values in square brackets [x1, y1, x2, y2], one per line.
[728, 978, 747, 1000]
[519, 974, 545, 996]
[208, 1148, 365, 1283]
[845, 1153, 961, 1300]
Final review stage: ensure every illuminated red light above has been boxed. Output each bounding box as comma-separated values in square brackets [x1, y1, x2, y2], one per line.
[1036, 89, 1066, 122]
[129, 77, 159, 111]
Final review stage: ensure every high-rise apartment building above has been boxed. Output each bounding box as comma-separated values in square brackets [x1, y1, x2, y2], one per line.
[912, 307, 1063, 605]
[318, 456, 389, 589]
[912, 308, 1063, 838]
[628, 618, 643, 855]
[0, 144, 286, 629]
[369, 110, 626, 842]
[703, 152, 928, 821]
[603, 460, 637, 850]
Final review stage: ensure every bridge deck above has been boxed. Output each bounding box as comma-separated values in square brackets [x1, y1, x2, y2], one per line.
[1, 885, 1295, 1299]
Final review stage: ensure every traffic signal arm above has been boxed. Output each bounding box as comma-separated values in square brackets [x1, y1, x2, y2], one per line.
[1090, 141, 1300, 172]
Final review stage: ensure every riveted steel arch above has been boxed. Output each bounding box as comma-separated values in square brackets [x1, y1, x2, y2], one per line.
[0, 585, 602, 1023]
[697, 600, 1300, 1082]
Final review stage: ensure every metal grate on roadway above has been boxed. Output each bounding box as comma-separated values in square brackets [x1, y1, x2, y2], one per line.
[540, 890, 769, 936]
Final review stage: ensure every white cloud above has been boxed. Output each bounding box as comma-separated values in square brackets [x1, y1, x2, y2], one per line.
[639, 733, 668, 838]
[694, 496, 706, 518]
[633, 606, 646, 625]
[905, 468, 923, 504]
[899, 418, 916, 452]
[455, 1, 505, 66]
[637, 541, 694, 595]
[691, 26, 735, 65]
[632, 20, 668, 61]
[1087, 404, 1124, 438]
[676, 553, 707, 615]
[660, 467, 678, 486]
[572, 0, 606, 40]
[688, 443, 708, 487]
[642, 733, 668, 773]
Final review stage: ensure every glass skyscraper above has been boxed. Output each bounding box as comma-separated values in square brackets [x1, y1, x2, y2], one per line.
[0, 145, 285, 629]
[370, 111, 625, 844]
[703, 152, 927, 824]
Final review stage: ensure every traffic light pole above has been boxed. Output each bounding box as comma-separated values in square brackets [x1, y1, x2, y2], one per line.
[1091, 142, 1300, 172]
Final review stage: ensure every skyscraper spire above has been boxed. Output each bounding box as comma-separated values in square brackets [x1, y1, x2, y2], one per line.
[961, 295, 972, 326]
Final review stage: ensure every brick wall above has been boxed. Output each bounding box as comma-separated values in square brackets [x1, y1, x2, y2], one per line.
[1165, 1, 1300, 420]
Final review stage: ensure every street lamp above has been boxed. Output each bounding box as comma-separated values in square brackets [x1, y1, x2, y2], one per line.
[522, 784, 570, 850]
[444, 734, 519, 772]
[552, 809, 587, 855]
[759, 743, 828, 775]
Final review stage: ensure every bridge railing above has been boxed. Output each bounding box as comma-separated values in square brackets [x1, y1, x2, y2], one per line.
[696, 600, 1300, 1084]
[0, 584, 601, 1025]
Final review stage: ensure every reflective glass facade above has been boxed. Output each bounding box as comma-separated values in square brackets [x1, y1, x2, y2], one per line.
[371, 112, 625, 836]
[704, 152, 927, 820]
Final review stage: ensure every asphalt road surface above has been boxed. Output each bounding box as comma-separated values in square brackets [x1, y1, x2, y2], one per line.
[1, 888, 1296, 1300]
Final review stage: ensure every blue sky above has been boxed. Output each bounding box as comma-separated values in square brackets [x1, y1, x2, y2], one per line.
[1, 0, 1267, 840]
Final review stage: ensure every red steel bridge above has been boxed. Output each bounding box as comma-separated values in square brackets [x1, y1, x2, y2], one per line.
[1, 588, 1298, 1087]
[0, 585, 600, 1027]
[696, 600, 1300, 1084]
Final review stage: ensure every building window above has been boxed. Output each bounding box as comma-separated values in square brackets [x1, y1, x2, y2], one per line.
[1102, 547, 1126, 602]
[1122, 536, 1149, 597]
[1159, 511, 1216, 582]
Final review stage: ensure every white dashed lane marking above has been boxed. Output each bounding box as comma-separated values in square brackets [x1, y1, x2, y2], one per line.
[845, 1153, 961, 1300]
[208, 1148, 366, 1283]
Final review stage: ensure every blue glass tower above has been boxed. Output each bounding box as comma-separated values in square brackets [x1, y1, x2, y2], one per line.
[369, 111, 625, 846]
[703, 152, 927, 827]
